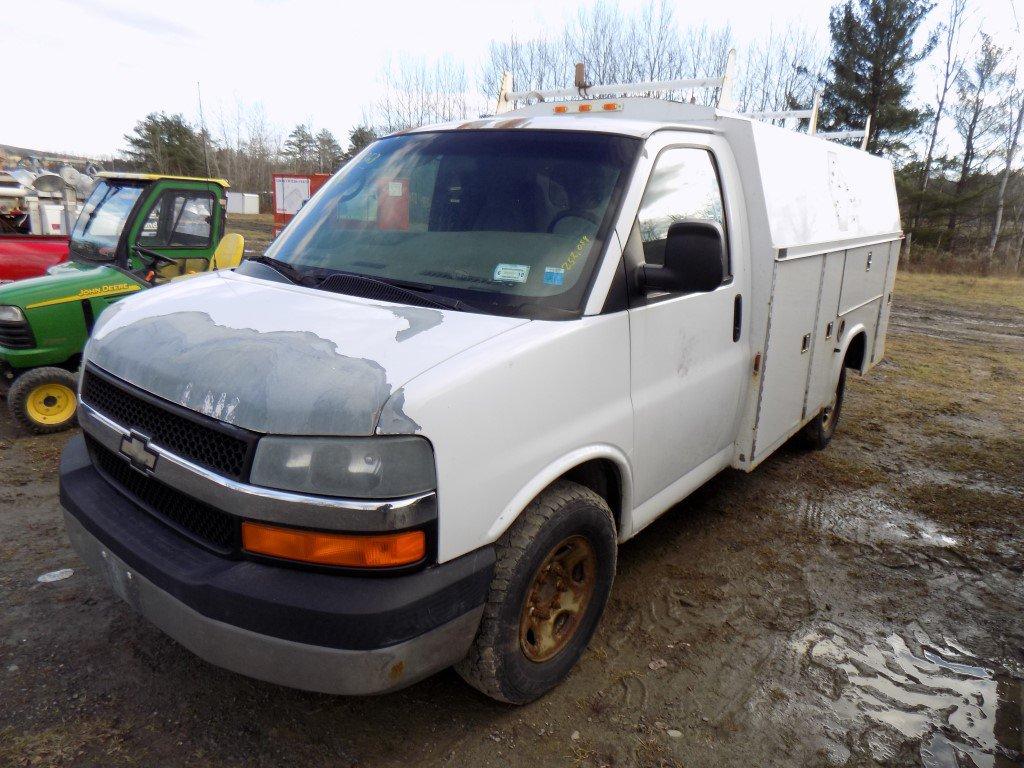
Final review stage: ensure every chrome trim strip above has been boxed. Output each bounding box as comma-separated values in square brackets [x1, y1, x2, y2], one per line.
[77, 401, 437, 532]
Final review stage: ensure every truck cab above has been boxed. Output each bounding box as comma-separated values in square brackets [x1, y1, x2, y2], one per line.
[60, 96, 900, 703]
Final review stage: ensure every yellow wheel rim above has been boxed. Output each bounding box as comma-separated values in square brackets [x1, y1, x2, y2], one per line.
[26, 383, 77, 425]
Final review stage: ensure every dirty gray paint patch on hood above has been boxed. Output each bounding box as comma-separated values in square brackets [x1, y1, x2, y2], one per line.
[88, 311, 392, 435]
[390, 307, 443, 343]
[377, 388, 421, 434]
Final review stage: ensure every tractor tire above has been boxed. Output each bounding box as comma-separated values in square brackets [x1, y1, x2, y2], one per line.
[456, 480, 617, 704]
[7, 367, 79, 435]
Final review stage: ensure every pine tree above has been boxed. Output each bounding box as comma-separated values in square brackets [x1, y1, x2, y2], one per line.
[122, 113, 206, 175]
[283, 124, 316, 172]
[820, 0, 936, 154]
[343, 125, 378, 162]
[314, 129, 344, 173]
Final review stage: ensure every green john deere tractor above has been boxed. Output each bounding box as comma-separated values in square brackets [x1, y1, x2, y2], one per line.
[0, 173, 246, 434]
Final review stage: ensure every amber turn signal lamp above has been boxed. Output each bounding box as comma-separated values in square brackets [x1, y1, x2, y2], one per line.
[242, 522, 426, 568]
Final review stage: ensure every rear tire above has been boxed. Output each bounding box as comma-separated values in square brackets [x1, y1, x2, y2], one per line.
[7, 367, 79, 435]
[456, 480, 617, 704]
[802, 366, 846, 450]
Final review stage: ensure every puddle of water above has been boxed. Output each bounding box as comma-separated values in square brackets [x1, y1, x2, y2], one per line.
[796, 629, 1023, 767]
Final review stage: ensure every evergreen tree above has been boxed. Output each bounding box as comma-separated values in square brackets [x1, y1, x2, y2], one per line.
[314, 129, 344, 172]
[343, 125, 378, 161]
[283, 124, 316, 171]
[820, 0, 936, 154]
[122, 112, 206, 175]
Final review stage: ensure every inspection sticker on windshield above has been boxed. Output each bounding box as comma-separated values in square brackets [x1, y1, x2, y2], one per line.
[543, 267, 565, 286]
[493, 263, 530, 283]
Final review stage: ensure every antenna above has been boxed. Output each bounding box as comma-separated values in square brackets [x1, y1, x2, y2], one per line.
[196, 81, 212, 177]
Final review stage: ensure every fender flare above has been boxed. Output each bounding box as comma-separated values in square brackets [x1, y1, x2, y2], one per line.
[484, 444, 635, 545]
[832, 322, 869, 385]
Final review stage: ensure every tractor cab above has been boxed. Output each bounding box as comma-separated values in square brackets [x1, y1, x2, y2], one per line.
[64, 173, 236, 282]
[0, 173, 246, 433]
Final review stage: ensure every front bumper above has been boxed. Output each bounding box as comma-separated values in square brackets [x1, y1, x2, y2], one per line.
[60, 435, 493, 695]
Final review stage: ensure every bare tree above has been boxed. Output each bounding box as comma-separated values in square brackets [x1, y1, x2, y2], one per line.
[905, 0, 968, 261]
[370, 55, 473, 133]
[947, 33, 1008, 242]
[986, 88, 1024, 268]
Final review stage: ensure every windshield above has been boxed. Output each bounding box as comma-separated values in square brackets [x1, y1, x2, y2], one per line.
[263, 130, 640, 317]
[70, 181, 145, 261]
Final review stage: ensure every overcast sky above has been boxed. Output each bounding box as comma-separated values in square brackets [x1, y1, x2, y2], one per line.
[6, 0, 1020, 158]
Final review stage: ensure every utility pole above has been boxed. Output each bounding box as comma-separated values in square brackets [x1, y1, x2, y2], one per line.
[196, 81, 212, 177]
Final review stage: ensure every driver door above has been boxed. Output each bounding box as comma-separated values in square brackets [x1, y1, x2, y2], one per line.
[627, 138, 749, 531]
[133, 186, 219, 279]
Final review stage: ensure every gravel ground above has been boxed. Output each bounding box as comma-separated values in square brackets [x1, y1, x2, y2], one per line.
[1, 272, 1022, 768]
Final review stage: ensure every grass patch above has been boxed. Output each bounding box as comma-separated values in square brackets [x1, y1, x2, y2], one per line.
[895, 272, 1024, 314]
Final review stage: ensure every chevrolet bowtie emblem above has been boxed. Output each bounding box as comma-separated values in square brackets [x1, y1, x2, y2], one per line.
[120, 430, 158, 473]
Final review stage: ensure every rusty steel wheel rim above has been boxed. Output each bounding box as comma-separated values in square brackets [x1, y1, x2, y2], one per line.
[519, 535, 597, 663]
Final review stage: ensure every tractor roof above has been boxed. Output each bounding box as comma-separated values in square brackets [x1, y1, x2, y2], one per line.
[98, 172, 230, 188]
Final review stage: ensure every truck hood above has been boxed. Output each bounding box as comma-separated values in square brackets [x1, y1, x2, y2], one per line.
[85, 271, 529, 435]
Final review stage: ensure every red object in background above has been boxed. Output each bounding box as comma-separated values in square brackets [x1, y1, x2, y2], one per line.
[272, 173, 331, 235]
[377, 179, 410, 231]
[0, 234, 70, 283]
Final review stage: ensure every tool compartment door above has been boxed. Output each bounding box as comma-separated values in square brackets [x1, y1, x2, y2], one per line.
[804, 251, 846, 420]
[871, 240, 900, 365]
[751, 254, 823, 463]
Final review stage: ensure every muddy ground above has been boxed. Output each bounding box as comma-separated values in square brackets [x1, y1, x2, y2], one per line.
[1, 272, 1022, 768]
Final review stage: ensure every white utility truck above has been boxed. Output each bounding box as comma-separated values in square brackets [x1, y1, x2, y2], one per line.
[60, 72, 900, 704]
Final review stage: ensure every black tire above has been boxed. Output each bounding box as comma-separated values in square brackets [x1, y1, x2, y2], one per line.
[802, 366, 847, 450]
[456, 480, 617, 704]
[7, 367, 79, 435]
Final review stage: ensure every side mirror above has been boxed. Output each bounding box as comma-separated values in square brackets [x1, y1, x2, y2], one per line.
[637, 220, 726, 295]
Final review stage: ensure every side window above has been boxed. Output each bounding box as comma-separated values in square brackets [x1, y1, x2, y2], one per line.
[637, 148, 728, 275]
[139, 198, 163, 242]
[167, 193, 213, 246]
[135, 192, 214, 248]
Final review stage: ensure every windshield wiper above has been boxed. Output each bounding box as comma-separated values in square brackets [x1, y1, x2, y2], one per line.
[244, 255, 310, 284]
[316, 270, 472, 312]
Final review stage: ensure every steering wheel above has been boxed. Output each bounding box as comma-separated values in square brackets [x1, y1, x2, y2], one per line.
[134, 245, 177, 268]
[547, 209, 599, 233]
[133, 245, 178, 283]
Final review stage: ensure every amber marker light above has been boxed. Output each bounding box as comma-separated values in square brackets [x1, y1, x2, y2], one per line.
[553, 104, 568, 114]
[602, 102, 622, 111]
[578, 103, 593, 112]
[242, 522, 426, 568]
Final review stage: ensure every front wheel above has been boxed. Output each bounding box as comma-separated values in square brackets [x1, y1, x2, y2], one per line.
[802, 366, 847, 450]
[456, 480, 617, 704]
[7, 367, 79, 434]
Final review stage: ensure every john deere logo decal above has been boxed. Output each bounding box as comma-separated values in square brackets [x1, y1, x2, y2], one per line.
[25, 283, 142, 310]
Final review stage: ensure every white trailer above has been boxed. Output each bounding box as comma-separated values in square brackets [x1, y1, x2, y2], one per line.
[226, 191, 260, 214]
[62, 74, 902, 705]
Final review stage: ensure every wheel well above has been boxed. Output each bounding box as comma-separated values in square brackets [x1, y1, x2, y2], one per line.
[843, 331, 867, 371]
[63, 354, 82, 373]
[562, 459, 623, 531]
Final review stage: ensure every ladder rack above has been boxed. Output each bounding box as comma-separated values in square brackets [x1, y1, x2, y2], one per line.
[496, 50, 737, 113]
[495, 59, 871, 151]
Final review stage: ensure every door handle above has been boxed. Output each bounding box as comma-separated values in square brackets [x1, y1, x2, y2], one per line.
[733, 294, 742, 342]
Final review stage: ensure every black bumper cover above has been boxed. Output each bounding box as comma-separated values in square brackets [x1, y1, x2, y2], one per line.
[59, 434, 494, 651]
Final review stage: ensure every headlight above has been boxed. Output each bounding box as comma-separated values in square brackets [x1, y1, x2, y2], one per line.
[0, 305, 24, 323]
[250, 436, 436, 499]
